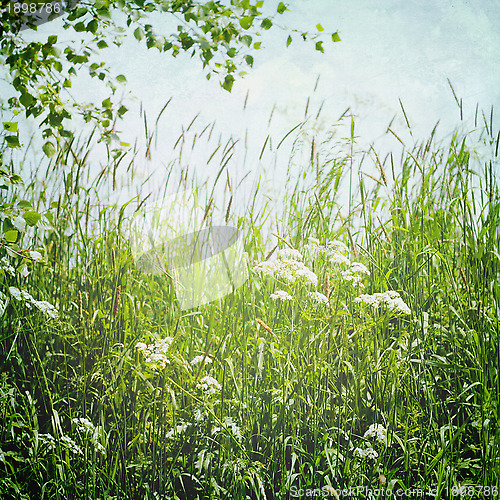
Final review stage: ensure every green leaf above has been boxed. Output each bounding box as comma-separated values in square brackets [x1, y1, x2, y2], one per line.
[5, 136, 20, 148]
[241, 35, 252, 47]
[4, 230, 18, 243]
[53, 61, 63, 72]
[245, 55, 253, 67]
[315, 41, 324, 53]
[277, 2, 287, 14]
[332, 32, 341, 42]
[254, 42, 261, 50]
[222, 74, 235, 92]
[87, 19, 98, 34]
[118, 105, 128, 116]
[134, 27, 145, 41]
[261, 18, 272, 30]
[116, 74, 127, 83]
[256, 1, 263, 6]
[97, 40, 108, 49]
[19, 93, 34, 108]
[48, 35, 57, 44]
[42, 141, 56, 158]
[102, 98, 112, 109]
[316, 24, 324, 32]
[286, 35, 292, 47]
[3, 122, 17, 133]
[23, 211, 41, 227]
[239, 17, 253, 29]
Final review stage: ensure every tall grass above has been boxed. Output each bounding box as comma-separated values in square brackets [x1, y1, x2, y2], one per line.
[0, 102, 499, 499]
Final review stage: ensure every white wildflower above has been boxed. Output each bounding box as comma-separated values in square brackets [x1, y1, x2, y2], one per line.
[72, 417, 95, 433]
[326, 240, 349, 254]
[39, 433, 56, 451]
[364, 424, 387, 445]
[349, 262, 370, 275]
[308, 291, 329, 305]
[60, 435, 83, 455]
[253, 257, 317, 286]
[166, 422, 190, 439]
[270, 290, 293, 301]
[353, 446, 378, 460]
[0, 256, 15, 276]
[212, 416, 242, 441]
[191, 355, 213, 365]
[196, 375, 221, 395]
[8, 286, 22, 301]
[354, 291, 410, 315]
[33, 300, 58, 319]
[329, 252, 350, 265]
[136, 342, 148, 352]
[0, 292, 7, 317]
[136, 337, 174, 371]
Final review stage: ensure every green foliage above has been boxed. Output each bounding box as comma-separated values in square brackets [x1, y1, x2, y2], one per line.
[0, 104, 499, 497]
[0, 0, 338, 145]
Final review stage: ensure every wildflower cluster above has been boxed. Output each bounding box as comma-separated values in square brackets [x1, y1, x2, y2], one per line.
[191, 355, 213, 365]
[0, 256, 15, 276]
[270, 290, 293, 301]
[353, 446, 379, 460]
[354, 290, 411, 315]
[212, 416, 243, 441]
[196, 375, 221, 395]
[252, 248, 318, 286]
[364, 423, 387, 445]
[8, 286, 58, 318]
[305, 237, 350, 265]
[307, 291, 329, 306]
[136, 336, 174, 371]
[72, 417, 105, 455]
[340, 261, 370, 287]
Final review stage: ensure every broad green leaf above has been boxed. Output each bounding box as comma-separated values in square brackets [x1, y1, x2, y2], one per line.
[286, 35, 292, 47]
[241, 35, 252, 47]
[277, 2, 287, 14]
[256, 1, 263, 6]
[254, 42, 261, 49]
[87, 19, 98, 34]
[116, 74, 127, 83]
[5, 136, 20, 148]
[102, 98, 112, 109]
[23, 211, 41, 227]
[97, 40, 108, 49]
[42, 141, 56, 158]
[118, 105, 128, 116]
[316, 24, 324, 31]
[5, 230, 18, 243]
[48, 35, 57, 44]
[245, 55, 253, 67]
[19, 93, 34, 107]
[261, 18, 272, 30]
[239, 17, 253, 30]
[315, 41, 324, 53]
[3, 122, 17, 133]
[332, 32, 341, 42]
[134, 27, 145, 41]
[222, 74, 234, 92]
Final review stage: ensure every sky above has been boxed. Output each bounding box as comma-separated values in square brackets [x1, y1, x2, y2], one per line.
[2, 0, 500, 211]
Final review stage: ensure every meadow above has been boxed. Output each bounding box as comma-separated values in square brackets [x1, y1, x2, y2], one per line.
[0, 104, 499, 499]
